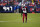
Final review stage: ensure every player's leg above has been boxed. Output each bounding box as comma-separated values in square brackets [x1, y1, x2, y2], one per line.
[25, 13, 27, 23]
[23, 13, 25, 23]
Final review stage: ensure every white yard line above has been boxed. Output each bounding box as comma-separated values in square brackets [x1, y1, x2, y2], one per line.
[0, 21, 8, 22]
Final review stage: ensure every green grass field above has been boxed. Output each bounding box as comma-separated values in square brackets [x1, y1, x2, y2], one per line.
[0, 13, 40, 27]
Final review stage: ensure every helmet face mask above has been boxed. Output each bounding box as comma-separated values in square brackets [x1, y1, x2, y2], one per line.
[23, 7, 25, 8]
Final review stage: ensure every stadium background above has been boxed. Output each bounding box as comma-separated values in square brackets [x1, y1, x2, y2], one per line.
[0, 0, 40, 13]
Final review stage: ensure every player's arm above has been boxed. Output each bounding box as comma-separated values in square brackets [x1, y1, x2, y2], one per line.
[21, 7, 23, 17]
[21, 10, 23, 17]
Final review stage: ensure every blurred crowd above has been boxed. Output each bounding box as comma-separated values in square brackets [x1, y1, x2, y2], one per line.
[0, 0, 40, 6]
[0, 0, 40, 13]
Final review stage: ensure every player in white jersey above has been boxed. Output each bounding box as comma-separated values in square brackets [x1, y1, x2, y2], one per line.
[21, 6, 27, 23]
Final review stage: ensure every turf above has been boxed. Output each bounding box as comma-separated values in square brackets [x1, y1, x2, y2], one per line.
[0, 13, 40, 27]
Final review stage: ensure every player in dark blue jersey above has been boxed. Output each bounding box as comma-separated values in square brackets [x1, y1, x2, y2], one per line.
[14, 6, 17, 13]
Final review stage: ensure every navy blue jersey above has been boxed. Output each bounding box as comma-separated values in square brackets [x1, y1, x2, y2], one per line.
[14, 6, 17, 10]
[17, 6, 19, 9]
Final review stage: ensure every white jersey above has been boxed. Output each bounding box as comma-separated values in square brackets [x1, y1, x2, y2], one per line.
[22, 8, 27, 13]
